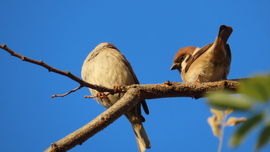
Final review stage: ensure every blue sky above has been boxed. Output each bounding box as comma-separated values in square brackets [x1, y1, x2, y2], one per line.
[1, 1, 270, 152]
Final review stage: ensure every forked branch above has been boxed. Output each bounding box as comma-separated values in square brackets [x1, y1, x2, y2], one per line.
[1, 44, 244, 152]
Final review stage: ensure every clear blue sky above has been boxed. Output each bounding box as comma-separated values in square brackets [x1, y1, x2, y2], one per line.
[1, 1, 270, 152]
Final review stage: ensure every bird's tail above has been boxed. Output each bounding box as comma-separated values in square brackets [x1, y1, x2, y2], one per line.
[218, 25, 233, 44]
[211, 25, 233, 61]
[126, 106, 151, 152]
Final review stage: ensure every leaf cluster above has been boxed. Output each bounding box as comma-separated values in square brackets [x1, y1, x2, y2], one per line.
[207, 74, 270, 151]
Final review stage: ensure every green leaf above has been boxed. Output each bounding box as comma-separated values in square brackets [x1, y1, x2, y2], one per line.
[255, 121, 270, 150]
[238, 75, 270, 102]
[207, 92, 253, 110]
[230, 113, 265, 147]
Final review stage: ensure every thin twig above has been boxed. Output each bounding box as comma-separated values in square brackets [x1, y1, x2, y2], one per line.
[0, 44, 116, 95]
[84, 92, 110, 98]
[44, 88, 141, 152]
[51, 85, 83, 98]
[84, 95, 96, 98]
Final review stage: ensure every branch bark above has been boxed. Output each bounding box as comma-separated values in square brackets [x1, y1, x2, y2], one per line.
[0, 44, 116, 94]
[44, 88, 142, 152]
[43, 80, 241, 152]
[120, 79, 241, 99]
[0, 44, 244, 152]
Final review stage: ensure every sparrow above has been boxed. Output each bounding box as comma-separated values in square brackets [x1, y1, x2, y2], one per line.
[81, 42, 150, 152]
[170, 25, 233, 83]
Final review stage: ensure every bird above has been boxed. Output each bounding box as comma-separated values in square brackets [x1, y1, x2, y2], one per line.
[81, 42, 150, 152]
[170, 25, 233, 83]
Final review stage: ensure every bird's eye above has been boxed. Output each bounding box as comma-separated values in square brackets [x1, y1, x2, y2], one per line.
[178, 56, 185, 62]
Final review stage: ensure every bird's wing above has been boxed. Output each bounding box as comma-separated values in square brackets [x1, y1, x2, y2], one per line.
[184, 43, 213, 73]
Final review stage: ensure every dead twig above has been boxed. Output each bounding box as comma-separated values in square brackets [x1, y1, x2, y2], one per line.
[51, 85, 83, 98]
[0, 44, 117, 96]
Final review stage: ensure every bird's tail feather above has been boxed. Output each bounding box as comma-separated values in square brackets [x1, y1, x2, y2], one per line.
[131, 123, 151, 152]
[125, 107, 150, 152]
[218, 25, 233, 44]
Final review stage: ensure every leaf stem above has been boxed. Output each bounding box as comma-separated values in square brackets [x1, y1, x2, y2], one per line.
[218, 111, 228, 152]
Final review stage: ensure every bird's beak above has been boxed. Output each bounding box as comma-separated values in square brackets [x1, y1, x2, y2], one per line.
[170, 63, 180, 70]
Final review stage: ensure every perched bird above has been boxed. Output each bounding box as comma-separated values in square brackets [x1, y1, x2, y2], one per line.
[170, 25, 233, 83]
[81, 42, 150, 152]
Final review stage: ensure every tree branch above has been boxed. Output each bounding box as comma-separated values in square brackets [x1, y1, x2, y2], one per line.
[0, 44, 116, 94]
[1, 44, 245, 152]
[51, 85, 83, 97]
[0, 44, 243, 99]
[44, 87, 142, 152]
[43, 80, 241, 152]
[120, 79, 241, 99]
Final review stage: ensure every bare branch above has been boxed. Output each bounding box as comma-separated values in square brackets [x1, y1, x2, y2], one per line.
[0, 44, 242, 99]
[1, 44, 246, 152]
[44, 88, 141, 152]
[117, 79, 240, 99]
[0, 44, 116, 95]
[51, 85, 83, 98]
[84, 95, 96, 98]
[43, 80, 241, 152]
